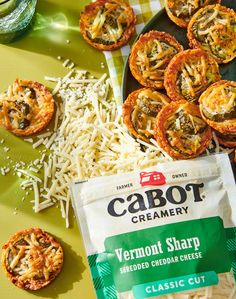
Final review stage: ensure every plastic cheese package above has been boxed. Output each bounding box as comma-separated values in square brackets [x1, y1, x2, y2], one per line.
[71, 153, 236, 299]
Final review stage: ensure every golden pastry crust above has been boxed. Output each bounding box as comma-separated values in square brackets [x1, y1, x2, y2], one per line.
[0, 79, 54, 136]
[122, 88, 170, 142]
[154, 100, 212, 159]
[164, 0, 221, 28]
[79, 0, 136, 51]
[187, 4, 236, 63]
[199, 80, 236, 134]
[129, 30, 183, 89]
[216, 131, 236, 148]
[1, 228, 63, 291]
[164, 49, 221, 103]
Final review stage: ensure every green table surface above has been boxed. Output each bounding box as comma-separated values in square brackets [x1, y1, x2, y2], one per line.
[0, 1, 106, 298]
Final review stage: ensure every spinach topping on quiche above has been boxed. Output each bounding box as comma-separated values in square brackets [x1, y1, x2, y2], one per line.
[129, 31, 183, 89]
[188, 4, 236, 63]
[155, 101, 212, 159]
[123, 88, 170, 142]
[164, 0, 221, 28]
[164, 49, 221, 103]
[199, 80, 236, 135]
[1, 228, 63, 290]
[0, 79, 54, 136]
[80, 0, 136, 51]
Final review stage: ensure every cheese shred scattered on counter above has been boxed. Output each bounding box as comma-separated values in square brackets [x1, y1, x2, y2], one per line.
[15, 68, 172, 227]
[2, 62, 233, 227]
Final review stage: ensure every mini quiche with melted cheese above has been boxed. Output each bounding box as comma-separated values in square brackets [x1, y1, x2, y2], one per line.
[187, 4, 236, 64]
[164, 0, 221, 28]
[199, 80, 236, 147]
[129, 31, 183, 89]
[1, 228, 63, 291]
[154, 101, 212, 159]
[123, 88, 170, 142]
[164, 49, 221, 103]
[79, 0, 136, 51]
[0, 79, 54, 136]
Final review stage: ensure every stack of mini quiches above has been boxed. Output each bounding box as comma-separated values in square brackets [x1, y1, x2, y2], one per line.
[122, 2, 236, 160]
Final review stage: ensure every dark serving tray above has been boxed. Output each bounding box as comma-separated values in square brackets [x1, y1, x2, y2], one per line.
[122, 0, 236, 102]
[121, 0, 236, 175]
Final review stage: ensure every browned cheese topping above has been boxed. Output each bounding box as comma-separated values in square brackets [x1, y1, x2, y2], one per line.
[166, 107, 208, 156]
[4, 231, 63, 287]
[191, 5, 236, 62]
[176, 56, 217, 102]
[131, 89, 169, 139]
[87, 0, 133, 45]
[137, 40, 179, 83]
[0, 79, 54, 136]
[201, 84, 236, 122]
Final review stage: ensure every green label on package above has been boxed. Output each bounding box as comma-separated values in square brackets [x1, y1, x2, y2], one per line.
[104, 217, 231, 293]
[132, 271, 218, 299]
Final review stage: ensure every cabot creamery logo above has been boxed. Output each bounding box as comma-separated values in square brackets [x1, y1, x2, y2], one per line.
[107, 180, 204, 223]
[140, 171, 166, 187]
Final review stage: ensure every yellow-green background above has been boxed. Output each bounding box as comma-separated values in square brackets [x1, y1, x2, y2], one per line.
[0, 1, 106, 298]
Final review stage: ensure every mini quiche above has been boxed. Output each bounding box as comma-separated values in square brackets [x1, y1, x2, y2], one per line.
[129, 31, 183, 89]
[123, 88, 170, 142]
[154, 101, 212, 159]
[164, 49, 221, 103]
[199, 80, 236, 146]
[215, 131, 236, 148]
[187, 4, 236, 63]
[1, 228, 63, 291]
[79, 0, 136, 51]
[0, 79, 54, 136]
[164, 0, 221, 28]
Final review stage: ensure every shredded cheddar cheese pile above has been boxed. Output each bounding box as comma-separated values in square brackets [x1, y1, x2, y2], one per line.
[0, 59, 233, 227]
[13, 66, 173, 227]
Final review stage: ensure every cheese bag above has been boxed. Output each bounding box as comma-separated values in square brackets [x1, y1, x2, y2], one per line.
[71, 153, 236, 299]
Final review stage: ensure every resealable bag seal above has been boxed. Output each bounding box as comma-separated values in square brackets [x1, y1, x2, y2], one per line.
[71, 153, 236, 299]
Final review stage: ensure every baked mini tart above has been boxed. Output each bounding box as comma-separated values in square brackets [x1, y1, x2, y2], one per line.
[199, 80, 236, 141]
[187, 4, 236, 63]
[216, 131, 236, 148]
[79, 0, 136, 51]
[154, 101, 212, 159]
[129, 30, 183, 89]
[164, 0, 221, 28]
[0, 79, 54, 136]
[164, 49, 221, 103]
[1, 228, 63, 291]
[123, 88, 170, 142]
